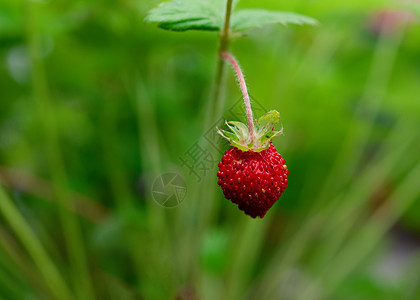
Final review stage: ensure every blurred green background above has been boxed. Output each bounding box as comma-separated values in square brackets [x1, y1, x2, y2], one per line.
[1, 0, 420, 299]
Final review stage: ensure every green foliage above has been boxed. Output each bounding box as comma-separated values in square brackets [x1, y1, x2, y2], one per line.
[145, 0, 318, 32]
[200, 229, 229, 274]
[231, 9, 318, 31]
[145, 0, 229, 31]
[1, 0, 420, 300]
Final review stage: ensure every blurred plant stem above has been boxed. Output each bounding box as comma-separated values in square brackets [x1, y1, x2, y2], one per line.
[190, 0, 235, 294]
[123, 73, 174, 299]
[223, 216, 270, 300]
[0, 167, 108, 223]
[0, 228, 52, 297]
[208, 0, 233, 126]
[100, 91, 132, 206]
[0, 186, 72, 299]
[24, 1, 95, 299]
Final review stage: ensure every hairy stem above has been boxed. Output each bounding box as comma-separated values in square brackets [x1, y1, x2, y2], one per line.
[221, 51, 255, 142]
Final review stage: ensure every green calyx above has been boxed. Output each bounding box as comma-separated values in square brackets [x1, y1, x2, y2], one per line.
[217, 110, 283, 152]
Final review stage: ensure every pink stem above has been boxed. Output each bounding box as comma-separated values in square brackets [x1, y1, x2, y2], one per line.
[221, 51, 255, 143]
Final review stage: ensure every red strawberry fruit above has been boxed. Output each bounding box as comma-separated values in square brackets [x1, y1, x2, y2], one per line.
[217, 144, 288, 218]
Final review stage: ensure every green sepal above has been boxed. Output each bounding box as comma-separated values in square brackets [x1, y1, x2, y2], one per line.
[217, 109, 284, 152]
[217, 123, 250, 152]
[258, 110, 280, 127]
[256, 110, 283, 149]
[227, 121, 248, 141]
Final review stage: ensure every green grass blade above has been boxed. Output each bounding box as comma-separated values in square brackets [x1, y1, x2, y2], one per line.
[0, 186, 73, 299]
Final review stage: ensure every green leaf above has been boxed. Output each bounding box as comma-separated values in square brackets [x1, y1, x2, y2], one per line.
[145, 0, 232, 32]
[231, 9, 319, 31]
[145, 2, 317, 32]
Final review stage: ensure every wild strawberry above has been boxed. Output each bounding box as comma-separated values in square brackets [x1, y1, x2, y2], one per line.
[217, 144, 288, 218]
[217, 52, 288, 218]
[216, 109, 288, 218]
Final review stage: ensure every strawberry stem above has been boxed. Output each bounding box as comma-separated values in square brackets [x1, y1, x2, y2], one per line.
[221, 51, 256, 144]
